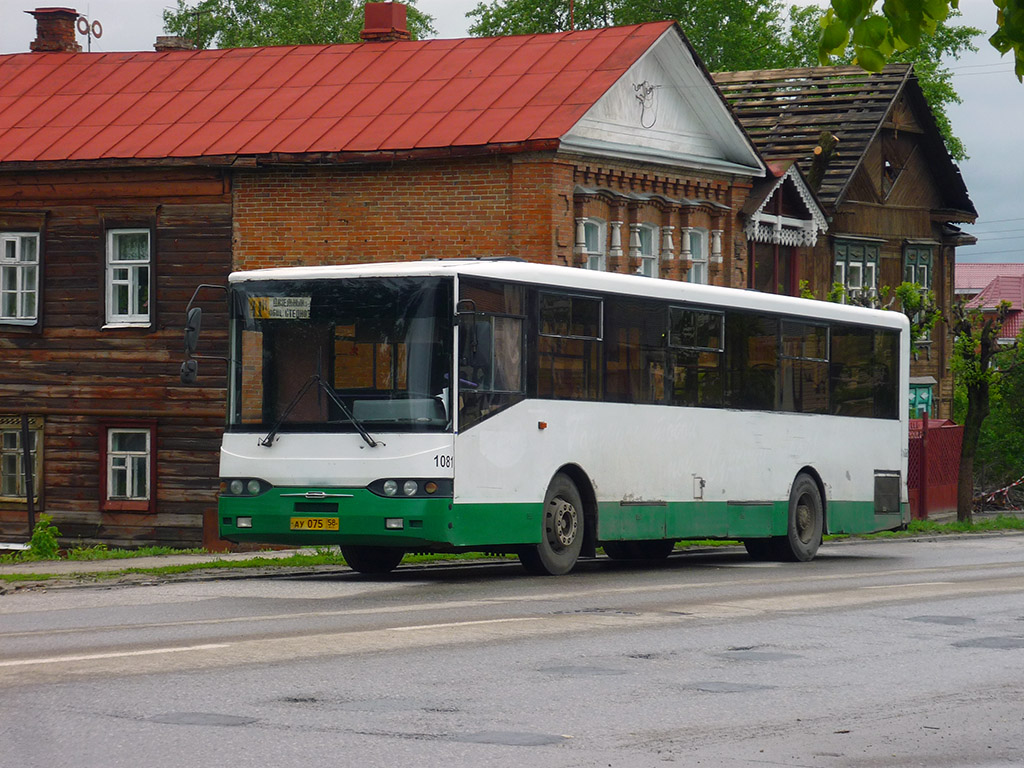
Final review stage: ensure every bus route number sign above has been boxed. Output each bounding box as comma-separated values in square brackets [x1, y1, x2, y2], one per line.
[250, 296, 311, 320]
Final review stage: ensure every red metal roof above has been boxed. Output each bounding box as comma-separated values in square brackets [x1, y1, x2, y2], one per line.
[955, 262, 1024, 294]
[966, 274, 1024, 311]
[965, 273, 1024, 341]
[0, 22, 674, 164]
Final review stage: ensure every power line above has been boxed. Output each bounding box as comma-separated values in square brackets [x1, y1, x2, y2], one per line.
[963, 247, 1024, 256]
[974, 234, 1024, 242]
[973, 216, 1024, 225]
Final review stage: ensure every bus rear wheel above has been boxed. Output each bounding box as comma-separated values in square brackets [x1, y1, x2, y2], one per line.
[519, 473, 584, 576]
[340, 546, 405, 575]
[743, 474, 823, 562]
[777, 473, 823, 562]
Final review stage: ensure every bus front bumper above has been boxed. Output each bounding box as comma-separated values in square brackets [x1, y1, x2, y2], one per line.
[219, 487, 455, 548]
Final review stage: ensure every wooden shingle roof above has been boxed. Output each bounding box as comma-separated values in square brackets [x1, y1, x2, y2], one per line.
[712, 64, 975, 218]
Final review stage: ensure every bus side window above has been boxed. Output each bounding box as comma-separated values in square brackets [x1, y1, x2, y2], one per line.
[459, 315, 524, 393]
[457, 279, 527, 429]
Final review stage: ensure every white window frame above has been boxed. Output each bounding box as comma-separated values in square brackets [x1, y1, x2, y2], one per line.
[107, 428, 151, 501]
[687, 228, 708, 285]
[1, 233, 40, 325]
[0, 419, 41, 500]
[638, 223, 659, 278]
[106, 229, 151, 326]
[584, 219, 606, 271]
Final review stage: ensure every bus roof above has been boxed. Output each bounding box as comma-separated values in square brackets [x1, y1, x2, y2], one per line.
[229, 259, 909, 331]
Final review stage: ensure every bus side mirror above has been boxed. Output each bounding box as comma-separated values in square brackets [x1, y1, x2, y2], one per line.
[184, 307, 202, 355]
[180, 358, 198, 385]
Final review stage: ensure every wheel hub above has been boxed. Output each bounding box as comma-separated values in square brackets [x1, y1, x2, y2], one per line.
[795, 500, 813, 544]
[548, 497, 578, 549]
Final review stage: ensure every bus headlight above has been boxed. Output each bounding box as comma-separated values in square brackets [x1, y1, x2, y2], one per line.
[221, 478, 270, 496]
[368, 479, 453, 498]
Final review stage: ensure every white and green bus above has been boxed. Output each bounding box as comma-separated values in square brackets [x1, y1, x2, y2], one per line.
[200, 259, 909, 575]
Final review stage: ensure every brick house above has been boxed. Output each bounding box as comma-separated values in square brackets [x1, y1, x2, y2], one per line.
[715, 65, 978, 419]
[3, 5, 831, 546]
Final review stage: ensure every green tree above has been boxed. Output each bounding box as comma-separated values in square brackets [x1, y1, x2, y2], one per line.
[163, 0, 436, 49]
[467, 0, 616, 36]
[613, 0, 800, 71]
[469, 0, 805, 70]
[818, 0, 1024, 81]
[955, 342, 1024, 507]
[949, 301, 1021, 522]
[792, 6, 979, 160]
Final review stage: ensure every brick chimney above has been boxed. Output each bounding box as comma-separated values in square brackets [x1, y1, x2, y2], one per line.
[154, 35, 196, 52]
[360, 2, 410, 42]
[27, 7, 82, 53]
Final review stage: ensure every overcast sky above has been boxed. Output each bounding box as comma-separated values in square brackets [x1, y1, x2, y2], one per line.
[1, 0, 1020, 263]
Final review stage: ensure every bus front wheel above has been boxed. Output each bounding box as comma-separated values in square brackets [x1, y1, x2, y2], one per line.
[341, 546, 405, 575]
[519, 473, 584, 576]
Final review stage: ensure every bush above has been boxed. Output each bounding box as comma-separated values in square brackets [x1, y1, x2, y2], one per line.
[25, 514, 61, 560]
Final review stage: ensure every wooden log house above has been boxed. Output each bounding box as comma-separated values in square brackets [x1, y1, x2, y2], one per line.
[714, 66, 979, 419]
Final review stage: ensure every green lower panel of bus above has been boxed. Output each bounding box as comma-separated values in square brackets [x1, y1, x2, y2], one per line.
[220, 489, 907, 549]
[596, 498, 901, 541]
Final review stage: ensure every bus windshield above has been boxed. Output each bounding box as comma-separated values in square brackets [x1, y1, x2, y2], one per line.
[228, 276, 453, 434]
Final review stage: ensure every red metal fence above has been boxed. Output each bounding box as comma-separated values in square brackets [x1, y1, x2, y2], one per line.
[908, 418, 963, 519]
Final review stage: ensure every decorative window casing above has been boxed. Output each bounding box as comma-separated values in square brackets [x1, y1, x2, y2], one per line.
[1, 233, 39, 325]
[687, 228, 709, 285]
[101, 422, 156, 512]
[834, 239, 880, 303]
[904, 243, 936, 342]
[583, 219, 606, 271]
[106, 229, 151, 325]
[0, 416, 42, 501]
[638, 224, 659, 277]
[903, 243, 934, 288]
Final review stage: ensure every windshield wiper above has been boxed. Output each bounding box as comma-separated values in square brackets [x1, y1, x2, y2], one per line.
[260, 374, 378, 448]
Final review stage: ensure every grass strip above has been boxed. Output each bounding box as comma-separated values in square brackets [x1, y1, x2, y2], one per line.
[3, 517, 1022, 585]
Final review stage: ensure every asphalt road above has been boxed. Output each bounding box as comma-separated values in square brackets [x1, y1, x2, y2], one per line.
[2, 535, 1023, 767]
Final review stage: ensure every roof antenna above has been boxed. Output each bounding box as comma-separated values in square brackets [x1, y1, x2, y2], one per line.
[76, 13, 103, 52]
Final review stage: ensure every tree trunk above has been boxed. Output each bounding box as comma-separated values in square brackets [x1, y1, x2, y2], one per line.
[957, 379, 990, 523]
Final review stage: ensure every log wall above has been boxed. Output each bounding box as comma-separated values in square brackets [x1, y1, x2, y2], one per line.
[0, 168, 231, 546]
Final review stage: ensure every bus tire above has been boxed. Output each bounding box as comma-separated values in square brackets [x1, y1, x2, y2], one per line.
[340, 546, 405, 575]
[519, 473, 584, 576]
[604, 540, 675, 560]
[777, 473, 823, 562]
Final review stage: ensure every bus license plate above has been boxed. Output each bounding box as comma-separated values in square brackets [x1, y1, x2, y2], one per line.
[289, 517, 339, 531]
